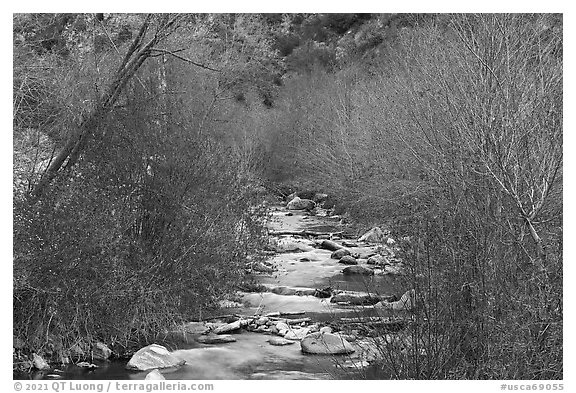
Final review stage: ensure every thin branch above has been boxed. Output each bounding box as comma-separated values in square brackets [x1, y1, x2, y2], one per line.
[150, 48, 221, 72]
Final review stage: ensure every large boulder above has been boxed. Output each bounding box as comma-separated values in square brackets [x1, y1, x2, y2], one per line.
[126, 344, 185, 371]
[300, 332, 355, 355]
[342, 266, 374, 275]
[287, 196, 316, 211]
[358, 227, 388, 243]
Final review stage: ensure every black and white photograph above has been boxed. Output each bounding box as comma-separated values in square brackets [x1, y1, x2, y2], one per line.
[12, 9, 564, 385]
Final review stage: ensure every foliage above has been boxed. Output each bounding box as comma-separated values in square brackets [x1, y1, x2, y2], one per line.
[263, 13, 562, 379]
[13, 13, 269, 359]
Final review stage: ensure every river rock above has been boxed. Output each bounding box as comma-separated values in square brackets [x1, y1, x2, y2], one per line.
[126, 344, 185, 371]
[342, 266, 374, 275]
[331, 248, 351, 259]
[338, 255, 358, 265]
[196, 334, 237, 344]
[284, 328, 310, 340]
[257, 317, 269, 325]
[320, 239, 342, 251]
[300, 333, 355, 355]
[287, 197, 316, 211]
[92, 342, 112, 360]
[367, 255, 389, 266]
[32, 353, 50, 370]
[145, 369, 165, 380]
[276, 322, 290, 332]
[358, 227, 388, 243]
[319, 326, 332, 334]
[268, 337, 296, 346]
[330, 292, 380, 305]
[213, 320, 242, 334]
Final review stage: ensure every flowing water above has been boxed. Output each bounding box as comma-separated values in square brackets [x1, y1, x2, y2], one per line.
[18, 204, 405, 380]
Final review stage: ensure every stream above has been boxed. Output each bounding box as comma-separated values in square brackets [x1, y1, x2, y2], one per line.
[17, 204, 407, 380]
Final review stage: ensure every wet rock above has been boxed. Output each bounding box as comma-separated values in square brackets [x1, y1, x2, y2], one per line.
[338, 255, 357, 265]
[342, 266, 374, 275]
[287, 197, 316, 211]
[145, 369, 165, 380]
[92, 342, 112, 360]
[196, 334, 237, 344]
[126, 344, 185, 371]
[300, 332, 355, 355]
[32, 353, 50, 370]
[375, 289, 416, 311]
[320, 239, 342, 251]
[358, 227, 388, 243]
[284, 328, 310, 340]
[331, 248, 351, 259]
[214, 320, 242, 334]
[330, 292, 380, 305]
[183, 321, 210, 335]
[268, 337, 296, 346]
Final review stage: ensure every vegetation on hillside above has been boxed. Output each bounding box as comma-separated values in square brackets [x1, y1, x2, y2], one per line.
[13, 13, 562, 379]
